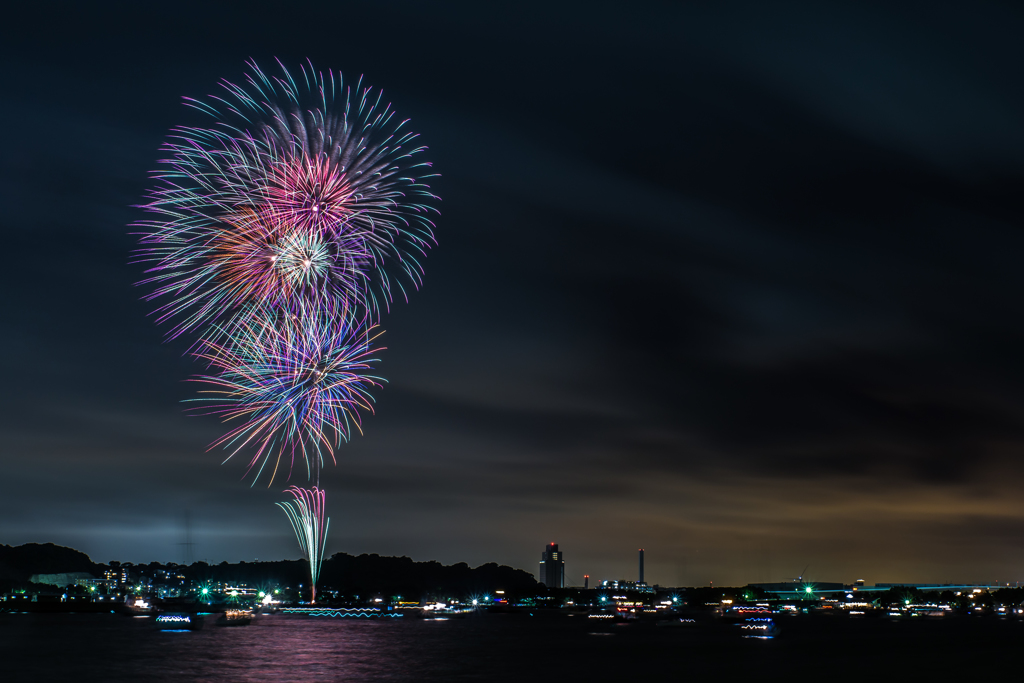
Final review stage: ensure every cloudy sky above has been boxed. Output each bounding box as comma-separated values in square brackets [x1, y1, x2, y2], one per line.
[4, 1, 1024, 586]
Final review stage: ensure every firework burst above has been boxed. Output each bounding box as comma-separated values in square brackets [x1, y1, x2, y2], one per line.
[134, 59, 438, 340]
[277, 486, 329, 603]
[189, 310, 385, 484]
[199, 206, 361, 333]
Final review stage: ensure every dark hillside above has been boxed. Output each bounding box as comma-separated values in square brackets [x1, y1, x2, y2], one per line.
[0, 543, 99, 581]
[319, 553, 538, 598]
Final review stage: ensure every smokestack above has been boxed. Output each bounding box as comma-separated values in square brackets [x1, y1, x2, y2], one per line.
[639, 548, 645, 584]
[584, 574, 589, 590]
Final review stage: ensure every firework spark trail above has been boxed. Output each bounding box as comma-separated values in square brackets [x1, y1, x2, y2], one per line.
[134, 59, 439, 342]
[188, 308, 385, 485]
[132, 60, 437, 481]
[131, 64, 438, 600]
[277, 486, 329, 603]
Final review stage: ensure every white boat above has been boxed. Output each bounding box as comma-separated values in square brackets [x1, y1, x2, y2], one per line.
[155, 612, 204, 630]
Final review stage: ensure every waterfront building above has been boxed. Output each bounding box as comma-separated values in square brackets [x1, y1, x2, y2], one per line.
[27, 572, 94, 587]
[539, 543, 565, 588]
[747, 581, 845, 598]
[599, 579, 654, 594]
[104, 566, 129, 588]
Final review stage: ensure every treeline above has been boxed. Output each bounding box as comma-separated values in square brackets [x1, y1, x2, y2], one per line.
[0, 543, 538, 599]
[320, 554, 538, 598]
[685, 586, 772, 606]
[180, 553, 537, 598]
[873, 585, 1024, 608]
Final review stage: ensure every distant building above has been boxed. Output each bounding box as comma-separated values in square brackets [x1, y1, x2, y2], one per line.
[104, 567, 129, 587]
[28, 572, 95, 587]
[539, 543, 564, 588]
[747, 582, 845, 597]
[599, 579, 653, 594]
[156, 585, 182, 599]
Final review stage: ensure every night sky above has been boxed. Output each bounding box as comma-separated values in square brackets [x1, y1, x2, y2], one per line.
[4, 1, 1024, 587]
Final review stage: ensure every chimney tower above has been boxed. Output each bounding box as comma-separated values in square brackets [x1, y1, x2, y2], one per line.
[639, 548, 645, 584]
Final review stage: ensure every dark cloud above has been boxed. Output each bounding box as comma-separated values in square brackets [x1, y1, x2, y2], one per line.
[3, 1, 1024, 585]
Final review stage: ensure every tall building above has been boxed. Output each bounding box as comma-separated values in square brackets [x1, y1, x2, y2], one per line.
[639, 548, 644, 584]
[104, 566, 129, 588]
[539, 543, 564, 588]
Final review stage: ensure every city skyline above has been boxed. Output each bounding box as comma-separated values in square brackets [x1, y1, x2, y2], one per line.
[5, 535, 1020, 591]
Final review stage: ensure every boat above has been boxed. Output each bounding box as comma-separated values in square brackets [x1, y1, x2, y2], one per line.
[123, 598, 156, 616]
[420, 602, 470, 619]
[217, 609, 254, 626]
[155, 612, 204, 630]
[421, 608, 468, 620]
[655, 617, 699, 628]
[737, 617, 781, 638]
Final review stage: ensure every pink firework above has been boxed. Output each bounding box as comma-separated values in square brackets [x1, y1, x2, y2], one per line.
[134, 59, 439, 341]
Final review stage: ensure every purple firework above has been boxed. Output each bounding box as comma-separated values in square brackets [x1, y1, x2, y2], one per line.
[133, 59, 439, 341]
[188, 308, 385, 485]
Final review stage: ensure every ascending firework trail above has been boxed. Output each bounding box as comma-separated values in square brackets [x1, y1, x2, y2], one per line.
[277, 487, 329, 603]
[133, 61, 439, 595]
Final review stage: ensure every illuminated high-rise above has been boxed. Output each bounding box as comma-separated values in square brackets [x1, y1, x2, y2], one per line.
[539, 543, 564, 588]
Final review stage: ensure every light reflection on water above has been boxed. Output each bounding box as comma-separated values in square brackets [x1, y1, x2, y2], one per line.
[6, 613, 499, 682]
[4, 612, 1024, 682]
